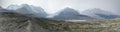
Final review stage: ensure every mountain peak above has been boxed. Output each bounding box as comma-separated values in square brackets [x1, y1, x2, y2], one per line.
[21, 4, 29, 6]
[65, 7, 72, 9]
[60, 7, 78, 13]
[59, 7, 79, 15]
[91, 8, 101, 10]
[7, 4, 21, 10]
[21, 4, 31, 9]
[63, 7, 75, 10]
[53, 7, 95, 20]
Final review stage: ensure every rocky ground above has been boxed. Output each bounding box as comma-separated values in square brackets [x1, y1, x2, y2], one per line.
[0, 13, 120, 32]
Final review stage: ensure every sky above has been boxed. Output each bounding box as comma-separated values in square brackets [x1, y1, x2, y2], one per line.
[0, 0, 120, 14]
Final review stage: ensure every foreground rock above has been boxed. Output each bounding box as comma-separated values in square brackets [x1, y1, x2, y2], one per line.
[0, 13, 120, 32]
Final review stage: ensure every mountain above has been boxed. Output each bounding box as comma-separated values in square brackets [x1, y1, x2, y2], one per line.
[7, 4, 47, 18]
[96, 14, 120, 19]
[29, 5, 48, 18]
[53, 7, 95, 20]
[1, 11, 120, 32]
[7, 5, 21, 10]
[0, 7, 11, 13]
[81, 8, 117, 19]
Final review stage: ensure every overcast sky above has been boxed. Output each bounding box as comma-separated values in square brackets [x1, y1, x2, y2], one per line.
[0, 0, 120, 14]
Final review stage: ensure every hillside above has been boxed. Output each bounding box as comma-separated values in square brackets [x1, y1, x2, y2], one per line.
[0, 12, 120, 32]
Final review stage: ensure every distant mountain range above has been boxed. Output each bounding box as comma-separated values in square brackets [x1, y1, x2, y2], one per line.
[0, 4, 120, 20]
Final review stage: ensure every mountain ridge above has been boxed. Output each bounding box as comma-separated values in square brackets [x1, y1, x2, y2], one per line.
[7, 4, 47, 18]
[81, 8, 119, 19]
[53, 7, 95, 20]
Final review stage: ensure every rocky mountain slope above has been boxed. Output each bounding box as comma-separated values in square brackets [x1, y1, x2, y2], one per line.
[0, 12, 120, 32]
[81, 8, 118, 19]
[7, 4, 47, 18]
[53, 7, 95, 20]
